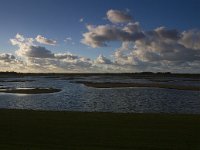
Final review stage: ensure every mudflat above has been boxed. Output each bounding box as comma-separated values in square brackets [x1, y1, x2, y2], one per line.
[76, 81, 200, 91]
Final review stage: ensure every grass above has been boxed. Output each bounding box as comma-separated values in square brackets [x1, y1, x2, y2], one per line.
[77, 81, 200, 91]
[0, 109, 200, 150]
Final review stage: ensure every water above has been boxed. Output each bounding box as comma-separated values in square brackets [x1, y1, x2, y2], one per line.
[0, 75, 199, 114]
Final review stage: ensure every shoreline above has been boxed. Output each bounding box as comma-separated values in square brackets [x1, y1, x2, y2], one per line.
[0, 108, 200, 149]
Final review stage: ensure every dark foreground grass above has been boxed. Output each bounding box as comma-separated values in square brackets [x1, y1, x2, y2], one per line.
[0, 109, 200, 150]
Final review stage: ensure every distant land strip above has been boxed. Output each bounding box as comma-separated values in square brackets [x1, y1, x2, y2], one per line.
[77, 81, 200, 91]
[0, 71, 200, 78]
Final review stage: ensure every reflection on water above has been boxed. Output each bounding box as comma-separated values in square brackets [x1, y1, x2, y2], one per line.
[0, 76, 199, 114]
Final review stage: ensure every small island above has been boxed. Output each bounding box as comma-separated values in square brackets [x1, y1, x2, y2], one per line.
[0, 87, 61, 94]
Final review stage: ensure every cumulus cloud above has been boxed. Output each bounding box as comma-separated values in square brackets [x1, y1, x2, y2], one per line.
[0, 52, 26, 72]
[107, 9, 133, 23]
[7, 34, 95, 73]
[114, 42, 137, 65]
[25, 55, 92, 73]
[16, 45, 54, 58]
[114, 27, 200, 72]
[0, 53, 16, 62]
[132, 27, 200, 63]
[95, 54, 112, 64]
[3, 9, 200, 73]
[81, 9, 200, 73]
[179, 29, 200, 50]
[10, 34, 54, 58]
[10, 33, 34, 46]
[154, 27, 180, 40]
[123, 22, 141, 33]
[35, 35, 56, 45]
[81, 24, 144, 48]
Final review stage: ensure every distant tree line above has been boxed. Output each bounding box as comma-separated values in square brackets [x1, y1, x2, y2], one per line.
[0, 71, 199, 78]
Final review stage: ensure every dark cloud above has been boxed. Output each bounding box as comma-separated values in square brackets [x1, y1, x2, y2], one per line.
[154, 27, 181, 40]
[0, 53, 16, 62]
[17, 45, 54, 58]
[81, 24, 144, 48]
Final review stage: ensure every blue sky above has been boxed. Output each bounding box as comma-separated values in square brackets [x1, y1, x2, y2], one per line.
[0, 0, 200, 73]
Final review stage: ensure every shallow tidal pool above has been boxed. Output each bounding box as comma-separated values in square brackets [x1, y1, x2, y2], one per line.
[0, 75, 199, 114]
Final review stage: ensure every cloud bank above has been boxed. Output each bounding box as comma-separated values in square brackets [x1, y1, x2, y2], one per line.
[3, 34, 93, 72]
[81, 9, 200, 73]
[1, 9, 200, 73]
[1, 33, 128, 72]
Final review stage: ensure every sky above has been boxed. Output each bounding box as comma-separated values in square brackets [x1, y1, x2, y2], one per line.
[0, 0, 200, 73]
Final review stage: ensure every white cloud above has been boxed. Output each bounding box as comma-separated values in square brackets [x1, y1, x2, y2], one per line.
[7, 34, 95, 73]
[107, 9, 133, 23]
[11, 34, 54, 58]
[123, 22, 141, 33]
[35, 35, 56, 45]
[64, 37, 75, 45]
[54, 53, 78, 60]
[10, 33, 34, 46]
[25, 56, 92, 73]
[79, 18, 84, 22]
[95, 54, 112, 64]
[179, 29, 200, 50]
[0, 52, 26, 72]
